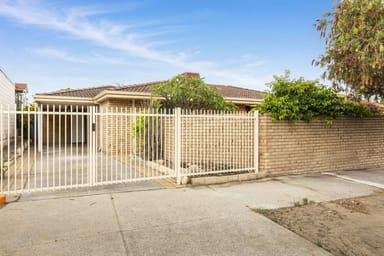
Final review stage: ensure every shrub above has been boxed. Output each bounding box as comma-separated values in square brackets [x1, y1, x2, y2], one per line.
[254, 71, 379, 123]
[132, 111, 161, 160]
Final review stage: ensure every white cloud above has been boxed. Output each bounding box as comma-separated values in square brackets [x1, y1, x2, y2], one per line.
[30, 47, 128, 65]
[0, 1, 179, 63]
[32, 48, 88, 63]
[0, 0, 269, 89]
[90, 54, 126, 65]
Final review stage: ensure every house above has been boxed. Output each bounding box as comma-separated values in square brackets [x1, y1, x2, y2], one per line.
[33, 72, 264, 111]
[33, 72, 264, 147]
[0, 69, 16, 147]
[15, 83, 28, 108]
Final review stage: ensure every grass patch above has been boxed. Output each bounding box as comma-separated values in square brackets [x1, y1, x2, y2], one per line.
[338, 248, 349, 256]
[251, 208, 269, 215]
[293, 198, 315, 207]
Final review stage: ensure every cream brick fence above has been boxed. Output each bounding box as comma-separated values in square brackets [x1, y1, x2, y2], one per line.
[259, 114, 384, 175]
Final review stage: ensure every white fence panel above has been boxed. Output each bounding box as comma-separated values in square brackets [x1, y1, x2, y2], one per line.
[0, 105, 259, 194]
[178, 110, 257, 179]
[94, 107, 175, 186]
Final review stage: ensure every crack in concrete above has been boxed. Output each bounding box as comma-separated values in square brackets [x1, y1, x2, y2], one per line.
[110, 193, 131, 256]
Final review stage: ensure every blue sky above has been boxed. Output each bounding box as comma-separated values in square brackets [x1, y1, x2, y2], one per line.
[0, 0, 334, 97]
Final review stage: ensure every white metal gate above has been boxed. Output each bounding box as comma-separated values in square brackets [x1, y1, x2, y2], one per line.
[0, 104, 258, 195]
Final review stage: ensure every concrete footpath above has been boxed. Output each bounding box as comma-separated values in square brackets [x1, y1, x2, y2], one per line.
[0, 170, 383, 256]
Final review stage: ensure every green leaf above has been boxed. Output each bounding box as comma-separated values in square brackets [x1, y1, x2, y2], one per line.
[314, 0, 384, 98]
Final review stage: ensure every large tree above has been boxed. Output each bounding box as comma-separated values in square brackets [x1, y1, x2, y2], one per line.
[150, 74, 238, 111]
[314, 0, 384, 101]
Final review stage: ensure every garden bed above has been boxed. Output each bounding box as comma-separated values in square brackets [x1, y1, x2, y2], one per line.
[254, 190, 384, 256]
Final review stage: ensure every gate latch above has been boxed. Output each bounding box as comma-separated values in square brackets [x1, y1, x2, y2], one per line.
[92, 123, 96, 132]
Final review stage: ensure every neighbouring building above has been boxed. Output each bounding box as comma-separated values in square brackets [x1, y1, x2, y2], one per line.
[15, 83, 28, 108]
[0, 69, 16, 147]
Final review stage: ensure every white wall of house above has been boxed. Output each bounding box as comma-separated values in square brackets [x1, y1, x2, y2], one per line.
[0, 69, 16, 146]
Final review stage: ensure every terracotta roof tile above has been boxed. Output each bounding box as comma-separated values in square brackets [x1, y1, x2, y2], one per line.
[214, 84, 264, 99]
[36, 81, 264, 100]
[36, 85, 117, 98]
[15, 83, 28, 90]
[181, 72, 200, 78]
[114, 81, 165, 93]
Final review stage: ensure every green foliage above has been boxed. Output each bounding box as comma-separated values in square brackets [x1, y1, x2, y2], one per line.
[0, 162, 7, 178]
[17, 104, 36, 129]
[315, 0, 384, 100]
[254, 71, 378, 123]
[338, 248, 350, 256]
[150, 75, 238, 111]
[293, 200, 302, 207]
[132, 112, 161, 160]
[293, 198, 315, 207]
[251, 208, 269, 215]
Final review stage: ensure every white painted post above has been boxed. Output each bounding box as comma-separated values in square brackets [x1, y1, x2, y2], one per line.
[174, 107, 181, 184]
[92, 106, 97, 185]
[38, 105, 43, 153]
[88, 106, 96, 186]
[254, 111, 259, 173]
[87, 106, 91, 187]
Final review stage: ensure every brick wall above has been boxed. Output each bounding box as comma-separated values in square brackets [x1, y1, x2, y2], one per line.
[98, 106, 255, 171]
[98, 99, 150, 154]
[97, 98, 250, 156]
[162, 112, 255, 170]
[259, 114, 384, 175]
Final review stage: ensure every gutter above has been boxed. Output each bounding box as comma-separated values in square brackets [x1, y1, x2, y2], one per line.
[94, 90, 158, 103]
[33, 95, 94, 105]
[225, 97, 263, 105]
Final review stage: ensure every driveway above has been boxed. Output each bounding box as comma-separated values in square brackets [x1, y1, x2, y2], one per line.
[2, 145, 163, 193]
[1, 170, 383, 256]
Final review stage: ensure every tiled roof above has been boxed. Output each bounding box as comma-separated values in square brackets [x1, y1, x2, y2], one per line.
[114, 81, 166, 93]
[214, 84, 264, 99]
[36, 81, 264, 100]
[115, 81, 264, 99]
[15, 83, 28, 90]
[36, 85, 117, 98]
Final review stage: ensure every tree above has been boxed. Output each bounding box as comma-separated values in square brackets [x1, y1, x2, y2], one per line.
[150, 75, 238, 111]
[314, 0, 384, 101]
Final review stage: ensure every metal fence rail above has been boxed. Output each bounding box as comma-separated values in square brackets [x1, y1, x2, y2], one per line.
[0, 104, 258, 195]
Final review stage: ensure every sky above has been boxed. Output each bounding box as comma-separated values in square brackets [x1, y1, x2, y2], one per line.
[0, 0, 335, 98]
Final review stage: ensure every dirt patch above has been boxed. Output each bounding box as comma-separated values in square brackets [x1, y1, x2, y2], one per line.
[257, 190, 384, 256]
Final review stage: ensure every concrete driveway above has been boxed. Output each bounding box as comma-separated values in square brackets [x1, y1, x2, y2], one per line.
[1, 169, 383, 256]
[3, 145, 164, 193]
